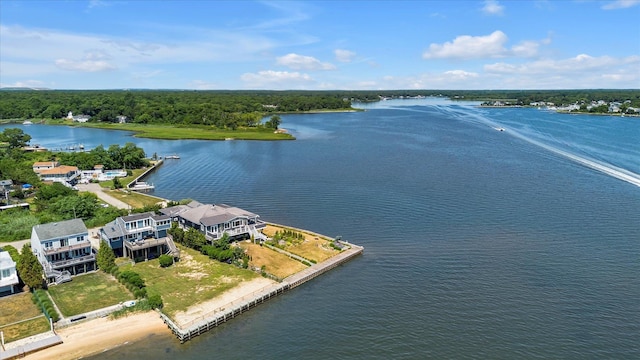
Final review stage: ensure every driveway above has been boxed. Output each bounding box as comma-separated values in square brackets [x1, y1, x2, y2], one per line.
[76, 183, 130, 210]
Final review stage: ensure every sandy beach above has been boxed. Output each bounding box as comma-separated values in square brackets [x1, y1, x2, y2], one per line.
[18, 278, 276, 359]
[24, 311, 169, 360]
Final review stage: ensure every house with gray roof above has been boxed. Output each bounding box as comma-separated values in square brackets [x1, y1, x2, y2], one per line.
[0, 251, 19, 295]
[30, 218, 95, 284]
[160, 201, 267, 243]
[100, 211, 178, 261]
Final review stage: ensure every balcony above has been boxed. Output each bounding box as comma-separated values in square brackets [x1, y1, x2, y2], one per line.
[50, 253, 96, 269]
[43, 241, 92, 255]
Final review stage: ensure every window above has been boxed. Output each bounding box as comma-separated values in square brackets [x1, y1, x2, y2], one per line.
[1, 269, 10, 278]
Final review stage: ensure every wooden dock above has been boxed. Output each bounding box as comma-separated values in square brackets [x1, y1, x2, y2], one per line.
[160, 242, 363, 343]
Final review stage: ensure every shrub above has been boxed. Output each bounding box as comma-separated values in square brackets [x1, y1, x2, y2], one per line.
[158, 254, 173, 268]
[147, 294, 163, 309]
[134, 288, 147, 299]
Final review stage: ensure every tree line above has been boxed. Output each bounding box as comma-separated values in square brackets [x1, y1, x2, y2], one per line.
[3, 90, 638, 125]
[0, 90, 353, 129]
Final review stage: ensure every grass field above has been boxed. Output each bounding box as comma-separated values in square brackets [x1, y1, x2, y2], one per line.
[99, 168, 146, 189]
[105, 189, 163, 208]
[0, 292, 51, 342]
[262, 224, 340, 263]
[120, 245, 258, 317]
[71, 122, 295, 141]
[47, 272, 133, 316]
[238, 241, 308, 278]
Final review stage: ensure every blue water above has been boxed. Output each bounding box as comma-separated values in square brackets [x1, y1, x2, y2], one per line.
[3, 99, 639, 359]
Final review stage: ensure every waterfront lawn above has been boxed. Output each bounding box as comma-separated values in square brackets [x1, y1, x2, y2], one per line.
[99, 168, 146, 189]
[120, 245, 258, 317]
[0, 292, 51, 343]
[75, 123, 295, 141]
[47, 272, 133, 317]
[0, 316, 51, 343]
[105, 189, 162, 208]
[238, 241, 308, 278]
[262, 225, 340, 263]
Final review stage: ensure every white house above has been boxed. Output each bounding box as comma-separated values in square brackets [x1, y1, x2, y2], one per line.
[0, 251, 19, 295]
[31, 219, 96, 284]
[160, 201, 267, 242]
[32, 161, 59, 173]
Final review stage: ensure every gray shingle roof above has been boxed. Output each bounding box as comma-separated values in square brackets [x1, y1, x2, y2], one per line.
[33, 218, 88, 241]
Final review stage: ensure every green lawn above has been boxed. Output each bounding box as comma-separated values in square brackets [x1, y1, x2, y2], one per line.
[120, 245, 259, 317]
[72, 122, 295, 141]
[47, 272, 133, 316]
[0, 292, 51, 343]
[0, 316, 51, 343]
[105, 189, 163, 208]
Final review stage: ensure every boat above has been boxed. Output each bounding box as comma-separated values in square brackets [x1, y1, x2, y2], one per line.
[131, 181, 155, 191]
[495, 127, 505, 132]
[165, 154, 180, 159]
[23, 120, 32, 125]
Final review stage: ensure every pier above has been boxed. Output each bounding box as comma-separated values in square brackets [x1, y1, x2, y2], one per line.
[127, 159, 163, 191]
[160, 242, 363, 343]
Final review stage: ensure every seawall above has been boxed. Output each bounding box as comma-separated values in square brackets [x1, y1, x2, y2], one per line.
[160, 241, 363, 343]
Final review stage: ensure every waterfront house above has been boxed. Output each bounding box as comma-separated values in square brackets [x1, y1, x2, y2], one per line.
[100, 212, 179, 261]
[0, 251, 19, 295]
[30, 219, 96, 284]
[32, 161, 59, 173]
[161, 201, 267, 242]
[37, 165, 80, 185]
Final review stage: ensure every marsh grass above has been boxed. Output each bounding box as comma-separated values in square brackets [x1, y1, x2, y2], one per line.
[74, 123, 294, 141]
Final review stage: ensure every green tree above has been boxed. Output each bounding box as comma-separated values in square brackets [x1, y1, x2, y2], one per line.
[18, 244, 44, 290]
[265, 115, 281, 129]
[97, 240, 117, 272]
[0, 128, 31, 149]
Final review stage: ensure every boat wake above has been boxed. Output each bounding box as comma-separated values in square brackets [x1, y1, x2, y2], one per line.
[417, 104, 640, 188]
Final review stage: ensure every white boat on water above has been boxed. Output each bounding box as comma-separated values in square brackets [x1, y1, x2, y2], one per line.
[23, 120, 33, 125]
[131, 181, 155, 190]
[165, 154, 180, 159]
[495, 127, 505, 132]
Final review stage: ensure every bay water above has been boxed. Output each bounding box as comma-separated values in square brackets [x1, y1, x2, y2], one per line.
[4, 98, 639, 359]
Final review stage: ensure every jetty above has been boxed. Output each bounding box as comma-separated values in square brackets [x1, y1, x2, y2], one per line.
[160, 241, 363, 343]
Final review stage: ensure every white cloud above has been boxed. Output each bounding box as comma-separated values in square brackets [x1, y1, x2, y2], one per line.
[240, 70, 314, 88]
[55, 58, 116, 72]
[0, 80, 47, 89]
[484, 54, 640, 74]
[423, 31, 549, 60]
[481, 54, 640, 88]
[276, 53, 336, 70]
[0, 24, 277, 74]
[188, 80, 218, 90]
[482, 0, 505, 15]
[335, 49, 356, 63]
[602, 0, 640, 9]
[423, 31, 509, 59]
[443, 70, 479, 80]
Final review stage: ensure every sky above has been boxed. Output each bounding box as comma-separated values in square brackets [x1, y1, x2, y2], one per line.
[1, 0, 639, 90]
